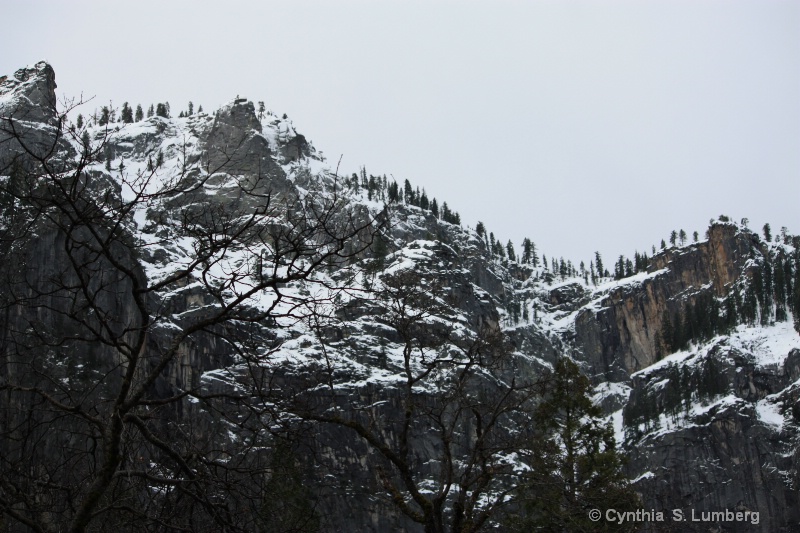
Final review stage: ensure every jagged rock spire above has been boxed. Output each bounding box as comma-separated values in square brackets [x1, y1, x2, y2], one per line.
[0, 60, 58, 124]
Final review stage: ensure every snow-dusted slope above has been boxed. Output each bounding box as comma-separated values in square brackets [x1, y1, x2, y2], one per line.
[3, 61, 800, 532]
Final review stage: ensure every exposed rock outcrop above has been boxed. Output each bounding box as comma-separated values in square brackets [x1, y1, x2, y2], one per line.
[0, 61, 66, 168]
[0, 61, 58, 124]
[575, 223, 758, 380]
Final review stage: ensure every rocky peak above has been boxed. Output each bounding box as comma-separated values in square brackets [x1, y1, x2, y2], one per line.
[203, 97, 278, 179]
[0, 60, 58, 124]
[213, 98, 262, 134]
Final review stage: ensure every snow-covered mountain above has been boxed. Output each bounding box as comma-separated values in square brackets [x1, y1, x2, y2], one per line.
[2, 61, 799, 532]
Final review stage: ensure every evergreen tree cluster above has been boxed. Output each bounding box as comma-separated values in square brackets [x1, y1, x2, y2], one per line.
[737, 244, 800, 331]
[505, 297, 524, 326]
[474, 222, 546, 272]
[155, 102, 170, 118]
[599, 225, 715, 285]
[658, 292, 737, 356]
[82, 100, 204, 128]
[656, 239, 800, 357]
[348, 167, 462, 225]
[625, 359, 728, 441]
[608, 250, 653, 282]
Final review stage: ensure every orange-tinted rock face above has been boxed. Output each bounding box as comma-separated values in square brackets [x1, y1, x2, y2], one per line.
[576, 223, 759, 380]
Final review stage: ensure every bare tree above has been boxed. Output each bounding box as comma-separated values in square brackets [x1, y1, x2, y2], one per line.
[0, 92, 381, 532]
[1, 66, 637, 533]
[280, 268, 544, 533]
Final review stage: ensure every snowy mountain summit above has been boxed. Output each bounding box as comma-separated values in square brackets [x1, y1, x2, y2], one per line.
[1, 62, 800, 532]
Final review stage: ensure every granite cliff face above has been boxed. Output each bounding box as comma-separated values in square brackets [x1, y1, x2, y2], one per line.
[0, 61, 58, 124]
[0, 61, 68, 169]
[623, 338, 800, 532]
[575, 224, 759, 381]
[2, 62, 800, 532]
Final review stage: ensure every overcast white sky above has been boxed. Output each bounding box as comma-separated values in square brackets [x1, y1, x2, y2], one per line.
[3, 0, 799, 265]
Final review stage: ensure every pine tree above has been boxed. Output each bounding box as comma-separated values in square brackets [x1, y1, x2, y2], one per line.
[614, 256, 624, 280]
[742, 283, 758, 326]
[664, 364, 683, 421]
[670, 230, 677, 247]
[693, 230, 699, 243]
[506, 241, 516, 262]
[367, 234, 389, 274]
[594, 252, 604, 281]
[660, 311, 675, 354]
[156, 103, 169, 118]
[198, 104, 203, 113]
[679, 229, 687, 246]
[515, 359, 639, 532]
[762, 261, 774, 325]
[520, 237, 530, 264]
[430, 198, 439, 218]
[99, 106, 110, 126]
[403, 179, 413, 204]
[387, 180, 398, 202]
[147, 104, 154, 118]
[529, 240, 539, 267]
[783, 256, 794, 312]
[723, 296, 738, 332]
[120, 102, 133, 123]
[763, 223, 772, 242]
[134, 104, 143, 122]
[257, 440, 321, 532]
[476, 221, 486, 238]
[420, 189, 429, 210]
[775, 256, 787, 322]
[81, 130, 91, 154]
[673, 310, 686, 351]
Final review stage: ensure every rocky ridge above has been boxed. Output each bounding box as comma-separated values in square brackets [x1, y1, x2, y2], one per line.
[1, 62, 800, 532]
